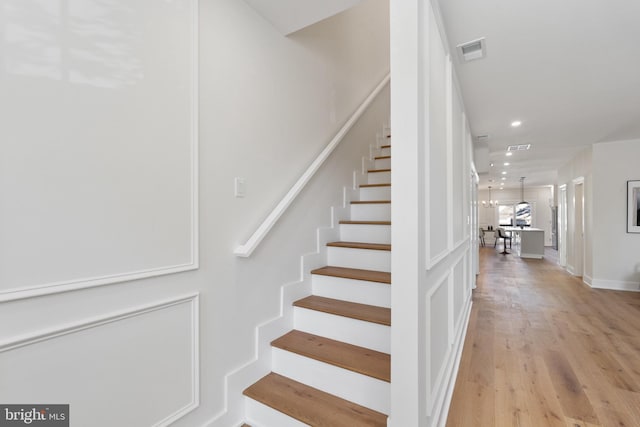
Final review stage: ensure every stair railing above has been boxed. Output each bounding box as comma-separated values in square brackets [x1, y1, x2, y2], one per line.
[234, 73, 390, 257]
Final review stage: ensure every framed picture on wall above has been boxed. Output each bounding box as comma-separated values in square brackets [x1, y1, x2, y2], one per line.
[627, 180, 640, 233]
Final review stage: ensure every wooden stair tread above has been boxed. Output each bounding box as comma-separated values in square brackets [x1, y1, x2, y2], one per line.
[311, 266, 391, 284]
[244, 373, 387, 427]
[272, 330, 390, 382]
[327, 241, 391, 251]
[294, 295, 391, 326]
[360, 183, 391, 188]
[368, 168, 391, 173]
[374, 155, 391, 160]
[351, 200, 391, 204]
[340, 220, 391, 225]
[381, 144, 391, 148]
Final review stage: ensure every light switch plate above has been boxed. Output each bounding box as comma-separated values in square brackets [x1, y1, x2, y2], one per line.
[234, 177, 245, 198]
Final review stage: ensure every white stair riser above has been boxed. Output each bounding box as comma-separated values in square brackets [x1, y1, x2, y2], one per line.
[350, 203, 391, 221]
[359, 186, 391, 201]
[380, 146, 390, 157]
[245, 397, 307, 427]
[272, 348, 390, 415]
[367, 171, 391, 185]
[340, 223, 391, 244]
[294, 307, 390, 353]
[327, 246, 391, 272]
[312, 275, 391, 308]
[374, 157, 391, 169]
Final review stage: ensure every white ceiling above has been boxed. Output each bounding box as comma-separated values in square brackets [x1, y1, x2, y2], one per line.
[243, 0, 363, 35]
[437, 0, 640, 189]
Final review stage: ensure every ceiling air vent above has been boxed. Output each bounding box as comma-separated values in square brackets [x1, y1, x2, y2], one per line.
[507, 144, 531, 151]
[476, 135, 489, 143]
[457, 37, 486, 62]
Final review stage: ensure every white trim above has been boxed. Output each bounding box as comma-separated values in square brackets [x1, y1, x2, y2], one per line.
[0, 1, 200, 303]
[234, 74, 391, 257]
[0, 293, 200, 427]
[435, 298, 472, 427]
[445, 54, 454, 252]
[590, 278, 640, 292]
[519, 253, 543, 259]
[583, 274, 593, 287]
[425, 270, 451, 417]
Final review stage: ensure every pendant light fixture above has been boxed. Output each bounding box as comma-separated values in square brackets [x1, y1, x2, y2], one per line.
[518, 177, 528, 204]
[516, 177, 530, 228]
[482, 186, 498, 208]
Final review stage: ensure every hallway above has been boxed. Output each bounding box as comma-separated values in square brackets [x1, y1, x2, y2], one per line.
[446, 246, 640, 426]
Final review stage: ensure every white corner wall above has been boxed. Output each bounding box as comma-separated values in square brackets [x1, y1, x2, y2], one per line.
[557, 147, 593, 281]
[0, 0, 390, 426]
[390, 0, 474, 425]
[591, 139, 640, 290]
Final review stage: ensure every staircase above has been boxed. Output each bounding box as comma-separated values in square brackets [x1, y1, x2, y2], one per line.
[242, 141, 393, 426]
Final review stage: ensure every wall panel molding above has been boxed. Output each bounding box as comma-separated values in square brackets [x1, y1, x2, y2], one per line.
[0, 0, 200, 303]
[0, 293, 200, 426]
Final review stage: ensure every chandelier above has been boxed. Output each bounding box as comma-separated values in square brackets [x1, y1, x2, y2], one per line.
[482, 186, 498, 208]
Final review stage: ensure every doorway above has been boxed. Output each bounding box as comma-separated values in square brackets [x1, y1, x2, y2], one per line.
[558, 185, 567, 267]
[573, 178, 585, 277]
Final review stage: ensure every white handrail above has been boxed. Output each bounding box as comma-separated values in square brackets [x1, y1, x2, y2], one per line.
[234, 73, 390, 257]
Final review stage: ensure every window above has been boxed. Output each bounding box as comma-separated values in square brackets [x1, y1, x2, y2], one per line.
[498, 205, 514, 226]
[498, 202, 533, 227]
[516, 203, 532, 227]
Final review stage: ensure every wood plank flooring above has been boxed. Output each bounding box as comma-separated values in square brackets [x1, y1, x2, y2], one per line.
[446, 246, 640, 427]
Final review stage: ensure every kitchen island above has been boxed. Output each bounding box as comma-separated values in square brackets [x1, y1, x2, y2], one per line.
[504, 227, 545, 259]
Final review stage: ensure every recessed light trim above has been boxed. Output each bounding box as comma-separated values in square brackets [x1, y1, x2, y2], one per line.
[504, 162, 510, 166]
[511, 120, 522, 127]
[506, 152, 513, 156]
[501, 171, 507, 175]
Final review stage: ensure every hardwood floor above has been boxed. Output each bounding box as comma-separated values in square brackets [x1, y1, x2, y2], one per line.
[447, 246, 640, 427]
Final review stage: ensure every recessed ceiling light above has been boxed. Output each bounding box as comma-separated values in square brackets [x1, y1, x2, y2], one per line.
[511, 120, 522, 127]
[501, 171, 507, 175]
[504, 162, 510, 166]
[501, 177, 506, 180]
[506, 152, 513, 157]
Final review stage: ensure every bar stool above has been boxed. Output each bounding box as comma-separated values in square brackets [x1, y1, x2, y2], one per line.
[497, 227, 512, 254]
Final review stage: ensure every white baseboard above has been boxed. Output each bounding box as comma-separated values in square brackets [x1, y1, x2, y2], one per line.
[583, 274, 593, 287]
[589, 278, 640, 292]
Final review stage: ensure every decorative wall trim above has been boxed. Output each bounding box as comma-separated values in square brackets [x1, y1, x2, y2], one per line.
[433, 298, 472, 427]
[0, 0, 200, 303]
[590, 278, 640, 292]
[0, 293, 200, 426]
[427, 249, 450, 271]
[425, 270, 451, 417]
[234, 74, 391, 257]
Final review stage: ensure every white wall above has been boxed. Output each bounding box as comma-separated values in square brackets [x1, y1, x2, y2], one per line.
[390, 0, 474, 425]
[557, 147, 593, 280]
[591, 139, 640, 290]
[0, 0, 390, 425]
[477, 186, 554, 246]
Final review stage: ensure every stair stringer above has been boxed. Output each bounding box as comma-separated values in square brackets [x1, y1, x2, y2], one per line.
[204, 165, 368, 427]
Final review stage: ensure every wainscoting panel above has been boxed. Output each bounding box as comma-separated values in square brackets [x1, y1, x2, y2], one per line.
[0, 0, 199, 301]
[0, 295, 199, 427]
[426, 271, 450, 415]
